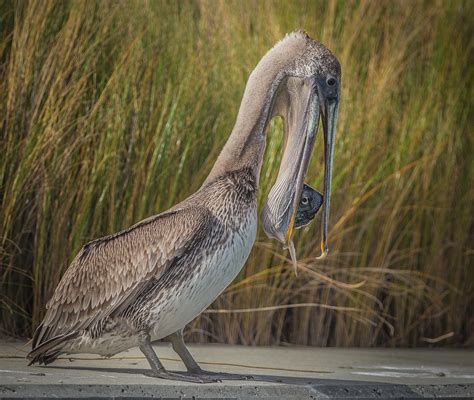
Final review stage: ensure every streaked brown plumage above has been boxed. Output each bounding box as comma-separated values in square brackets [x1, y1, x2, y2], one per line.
[27, 31, 341, 383]
[29, 169, 256, 367]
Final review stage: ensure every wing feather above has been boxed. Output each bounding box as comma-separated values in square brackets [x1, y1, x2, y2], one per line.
[33, 206, 212, 347]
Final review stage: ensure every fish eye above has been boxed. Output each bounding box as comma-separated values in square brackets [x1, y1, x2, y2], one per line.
[301, 196, 309, 205]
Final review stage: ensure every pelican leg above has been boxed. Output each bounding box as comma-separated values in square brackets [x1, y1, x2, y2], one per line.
[166, 330, 253, 381]
[138, 331, 216, 383]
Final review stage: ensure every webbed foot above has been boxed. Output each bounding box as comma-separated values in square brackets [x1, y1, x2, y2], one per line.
[144, 369, 218, 383]
[189, 368, 253, 381]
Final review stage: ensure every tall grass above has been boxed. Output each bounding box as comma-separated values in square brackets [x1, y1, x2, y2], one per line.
[1, 0, 472, 346]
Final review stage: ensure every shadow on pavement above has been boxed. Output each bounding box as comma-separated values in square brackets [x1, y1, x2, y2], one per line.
[47, 364, 414, 387]
[29, 365, 451, 398]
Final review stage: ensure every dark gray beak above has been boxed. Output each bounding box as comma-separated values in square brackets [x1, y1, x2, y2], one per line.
[317, 79, 339, 258]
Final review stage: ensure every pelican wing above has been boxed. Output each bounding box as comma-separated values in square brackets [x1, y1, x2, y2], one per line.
[31, 205, 213, 349]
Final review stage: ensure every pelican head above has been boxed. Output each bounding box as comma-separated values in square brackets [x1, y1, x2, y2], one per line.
[261, 31, 340, 263]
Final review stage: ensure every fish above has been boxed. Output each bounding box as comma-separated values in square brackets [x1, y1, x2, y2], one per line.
[287, 183, 323, 276]
[294, 183, 323, 229]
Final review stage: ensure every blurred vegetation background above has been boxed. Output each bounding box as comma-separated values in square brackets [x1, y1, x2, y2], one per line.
[0, 0, 472, 346]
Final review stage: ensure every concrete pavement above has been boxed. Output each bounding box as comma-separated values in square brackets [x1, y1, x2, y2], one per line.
[0, 339, 473, 398]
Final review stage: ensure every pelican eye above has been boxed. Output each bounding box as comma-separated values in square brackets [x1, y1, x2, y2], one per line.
[327, 77, 337, 86]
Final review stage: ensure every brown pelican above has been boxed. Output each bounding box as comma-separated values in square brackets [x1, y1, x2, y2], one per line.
[27, 31, 340, 383]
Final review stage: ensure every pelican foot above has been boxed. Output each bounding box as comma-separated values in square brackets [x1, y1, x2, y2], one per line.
[190, 369, 254, 381]
[144, 369, 218, 383]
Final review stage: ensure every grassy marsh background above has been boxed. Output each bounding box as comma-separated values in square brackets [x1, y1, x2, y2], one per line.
[0, 0, 472, 346]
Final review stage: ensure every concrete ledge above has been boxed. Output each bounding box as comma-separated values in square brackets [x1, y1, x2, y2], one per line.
[2, 383, 474, 399]
[1, 341, 473, 399]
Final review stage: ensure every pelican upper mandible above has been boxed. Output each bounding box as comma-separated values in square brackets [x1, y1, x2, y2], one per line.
[27, 31, 340, 383]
